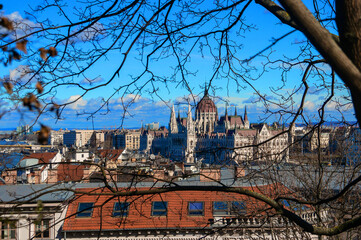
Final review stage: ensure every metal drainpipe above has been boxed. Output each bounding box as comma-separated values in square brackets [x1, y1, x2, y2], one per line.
[28, 219, 31, 240]
[64, 231, 66, 240]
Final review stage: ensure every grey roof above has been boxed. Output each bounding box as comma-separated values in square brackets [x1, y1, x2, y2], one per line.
[0, 184, 75, 203]
[245, 164, 361, 191]
[0, 176, 271, 204]
[18, 158, 39, 168]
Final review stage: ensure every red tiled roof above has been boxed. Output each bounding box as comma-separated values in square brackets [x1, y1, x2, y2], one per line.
[57, 164, 85, 182]
[22, 152, 57, 164]
[97, 149, 124, 161]
[63, 183, 291, 231]
[229, 116, 244, 125]
[235, 129, 257, 136]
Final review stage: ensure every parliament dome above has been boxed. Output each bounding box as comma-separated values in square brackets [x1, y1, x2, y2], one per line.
[196, 92, 217, 113]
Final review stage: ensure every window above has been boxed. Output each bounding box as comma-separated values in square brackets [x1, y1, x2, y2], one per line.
[188, 202, 204, 216]
[76, 203, 94, 217]
[231, 201, 246, 215]
[213, 201, 228, 216]
[212, 201, 246, 216]
[1, 221, 16, 240]
[151, 201, 168, 216]
[35, 219, 50, 239]
[113, 202, 129, 217]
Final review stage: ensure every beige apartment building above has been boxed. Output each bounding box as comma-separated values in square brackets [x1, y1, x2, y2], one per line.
[113, 130, 141, 150]
[63, 130, 105, 148]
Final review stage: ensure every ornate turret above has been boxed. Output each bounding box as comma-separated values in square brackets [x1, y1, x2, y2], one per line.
[169, 105, 178, 134]
[186, 104, 196, 163]
[244, 106, 250, 129]
[224, 103, 229, 130]
[187, 104, 195, 134]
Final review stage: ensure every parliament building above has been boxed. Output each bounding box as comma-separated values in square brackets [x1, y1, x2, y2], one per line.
[140, 90, 291, 164]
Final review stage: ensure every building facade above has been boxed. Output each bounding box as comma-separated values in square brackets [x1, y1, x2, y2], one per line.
[63, 130, 105, 148]
[113, 130, 141, 150]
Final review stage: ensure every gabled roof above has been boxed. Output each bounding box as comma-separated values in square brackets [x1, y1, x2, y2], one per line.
[18, 152, 58, 168]
[22, 152, 57, 164]
[96, 149, 124, 161]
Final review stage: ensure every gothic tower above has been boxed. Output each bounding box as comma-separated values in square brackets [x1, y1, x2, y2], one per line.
[169, 105, 178, 134]
[244, 106, 250, 129]
[186, 104, 196, 163]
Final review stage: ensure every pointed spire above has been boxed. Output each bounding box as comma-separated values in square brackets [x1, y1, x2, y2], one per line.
[204, 82, 208, 96]
[187, 104, 195, 134]
[170, 105, 178, 134]
[244, 106, 248, 122]
[172, 105, 176, 116]
[224, 103, 229, 131]
[225, 103, 228, 117]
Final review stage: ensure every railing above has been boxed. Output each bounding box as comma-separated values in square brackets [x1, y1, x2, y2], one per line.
[209, 211, 328, 228]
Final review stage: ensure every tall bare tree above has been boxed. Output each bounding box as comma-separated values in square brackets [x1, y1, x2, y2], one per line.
[1, 0, 361, 238]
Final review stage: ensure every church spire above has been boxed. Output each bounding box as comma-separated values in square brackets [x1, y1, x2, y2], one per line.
[204, 82, 208, 96]
[243, 106, 250, 129]
[225, 103, 228, 118]
[244, 106, 248, 122]
[225, 103, 229, 130]
[169, 105, 178, 134]
[187, 104, 195, 134]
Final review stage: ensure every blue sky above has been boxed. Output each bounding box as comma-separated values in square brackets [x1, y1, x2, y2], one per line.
[0, 1, 356, 130]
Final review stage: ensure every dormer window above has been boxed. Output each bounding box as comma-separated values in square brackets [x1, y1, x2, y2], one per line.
[113, 202, 129, 217]
[213, 201, 246, 216]
[151, 201, 167, 216]
[188, 202, 204, 216]
[76, 203, 94, 218]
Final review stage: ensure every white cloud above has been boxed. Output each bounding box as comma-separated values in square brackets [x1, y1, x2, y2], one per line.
[325, 101, 337, 111]
[6, 12, 40, 39]
[175, 94, 199, 104]
[8, 65, 36, 85]
[304, 101, 315, 111]
[222, 96, 248, 106]
[67, 95, 87, 110]
[326, 101, 354, 112]
[69, 22, 105, 43]
[115, 94, 148, 104]
[154, 100, 169, 107]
